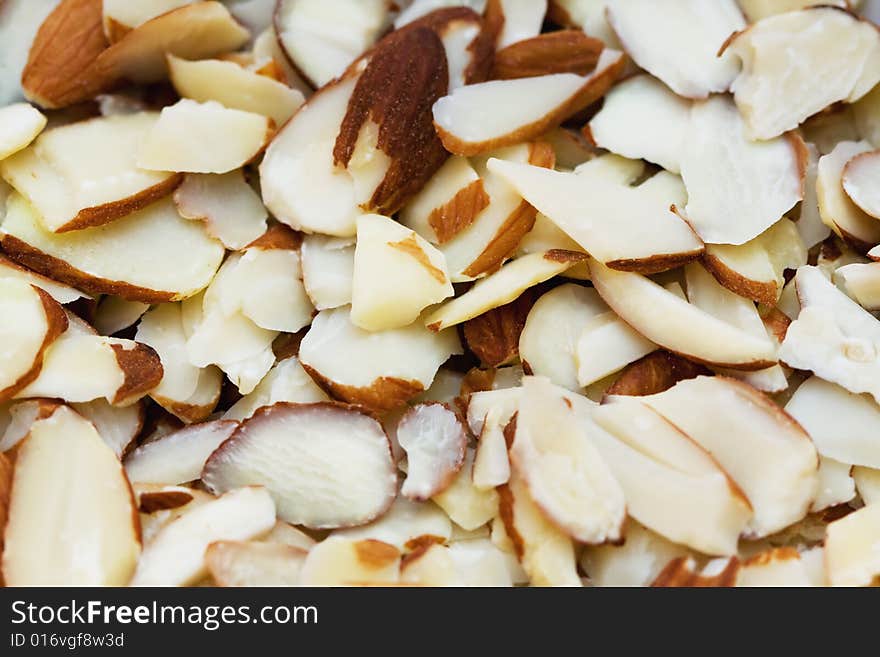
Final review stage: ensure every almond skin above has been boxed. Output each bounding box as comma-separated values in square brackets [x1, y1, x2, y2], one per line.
[604, 350, 711, 399]
[463, 286, 543, 368]
[430, 178, 490, 244]
[492, 30, 604, 80]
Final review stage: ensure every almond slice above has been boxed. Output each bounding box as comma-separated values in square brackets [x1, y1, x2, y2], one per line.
[472, 406, 512, 489]
[1, 194, 224, 302]
[131, 486, 276, 586]
[125, 420, 238, 485]
[0, 0, 62, 105]
[797, 143, 833, 249]
[575, 310, 658, 388]
[854, 466, 880, 505]
[842, 149, 880, 219]
[0, 398, 62, 454]
[547, 0, 620, 46]
[401, 539, 516, 587]
[605, 351, 710, 398]
[488, 0, 547, 49]
[726, 7, 880, 140]
[300, 235, 355, 310]
[0, 103, 46, 160]
[102, 1, 196, 41]
[72, 398, 144, 458]
[299, 537, 400, 586]
[433, 48, 625, 156]
[432, 448, 499, 530]
[824, 502, 880, 586]
[652, 556, 740, 587]
[2, 406, 140, 585]
[1, 113, 181, 233]
[492, 29, 603, 80]
[837, 259, 880, 310]
[462, 285, 539, 368]
[854, 82, 880, 148]
[395, 1, 487, 27]
[737, 0, 846, 21]
[173, 170, 269, 250]
[334, 496, 452, 549]
[0, 254, 87, 305]
[93, 297, 149, 336]
[299, 306, 460, 411]
[737, 547, 822, 587]
[206, 540, 307, 586]
[812, 456, 855, 512]
[223, 356, 329, 421]
[488, 155, 703, 272]
[398, 403, 466, 501]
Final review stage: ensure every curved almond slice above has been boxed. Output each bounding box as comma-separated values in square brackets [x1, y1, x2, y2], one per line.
[825, 502, 880, 586]
[432, 448, 499, 530]
[488, 0, 547, 49]
[592, 399, 752, 555]
[1, 194, 224, 302]
[173, 171, 269, 250]
[125, 420, 238, 485]
[102, 1, 196, 40]
[299, 537, 399, 586]
[854, 466, 880, 505]
[589, 259, 778, 370]
[607, 0, 744, 99]
[223, 356, 329, 421]
[72, 399, 144, 458]
[131, 486, 276, 586]
[779, 265, 880, 403]
[202, 403, 397, 529]
[0, 279, 67, 402]
[206, 540, 307, 586]
[842, 150, 880, 219]
[605, 351, 710, 398]
[488, 155, 703, 271]
[680, 96, 806, 246]
[635, 375, 819, 538]
[736, 547, 821, 587]
[168, 55, 304, 127]
[275, 0, 390, 89]
[401, 539, 516, 587]
[0, 103, 46, 159]
[575, 310, 657, 388]
[493, 29, 603, 80]
[473, 406, 512, 489]
[586, 74, 690, 174]
[351, 214, 453, 331]
[398, 403, 466, 501]
[0, 0, 61, 105]
[334, 496, 452, 549]
[93, 296, 149, 336]
[301, 235, 355, 310]
[2, 406, 140, 586]
[812, 456, 855, 512]
[836, 262, 880, 310]
[816, 141, 880, 251]
[425, 251, 586, 332]
[0, 113, 181, 233]
[0, 254, 87, 304]
[299, 306, 460, 411]
[652, 556, 740, 587]
[138, 100, 272, 174]
[433, 48, 624, 156]
[727, 7, 880, 140]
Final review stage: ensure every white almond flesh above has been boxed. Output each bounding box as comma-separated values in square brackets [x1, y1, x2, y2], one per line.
[520, 284, 608, 391]
[415, 368, 464, 405]
[299, 306, 460, 411]
[0, 113, 180, 233]
[854, 466, 880, 505]
[812, 456, 855, 512]
[727, 7, 880, 140]
[0, 254, 87, 304]
[223, 357, 329, 421]
[138, 100, 272, 174]
[299, 537, 400, 586]
[334, 496, 452, 549]
[512, 376, 625, 544]
[125, 420, 237, 485]
[261, 521, 317, 551]
[404, 539, 516, 587]
[351, 214, 453, 331]
[466, 387, 522, 438]
[797, 144, 831, 249]
[493, 0, 547, 49]
[0, 0, 60, 105]
[103, 0, 196, 37]
[472, 407, 512, 489]
[72, 399, 143, 458]
[205, 540, 306, 586]
[2, 406, 140, 586]
[854, 83, 880, 148]
[586, 74, 690, 174]
[548, 0, 619, 46]
[275, 0, 390, 88]
[592, 398, 752, 555]
[842, 150, 880, 219]
[301, 235, 355, 310]
[779, 265, 880, 404]
[136, 484, 214, 545]
[168, 55, 305, 126]
[737, 0, 846, 21]
[1, 193, 224, 303]
[173, 171, 269, 250]
[0, 103, 46, 160]
[260, 76, 360, 237]
[785, 376, 880, 469]
[488, 156, 703, 270]
[680, 96, 805, 246]
[635, 376, 819, 538]
[432, 49, 624, 156]
[589, 259, 778, 369]
[203, 403, 397, 528]
[131, 486, 276, 586]
[0, 398, 60, 453]
[824, 503, 880, 586]
[575, 311, 658, 388]
[397, 404, 466, 501]
[432, 448, 499, 531]
[395, 0, 487, 26]
[736, 547, 817, 587]
[817, 141, 880, 250]
[94, 297, 149, 336]
[608, 0, 744, 98]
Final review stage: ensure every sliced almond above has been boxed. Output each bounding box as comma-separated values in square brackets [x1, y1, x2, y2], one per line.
[737, 546, 823, 587]
[206, 540, 307, 586]
[432, 448, 499, 531]
[395, 1, 488, 27]
[824, 502, 880, 586]
[398, 403, 466, 501]
[93, 296, 149, 336]
[0, 103, 46, 159]
[300, 235, 356, 310]
[472, 406, 512, 489]
[842, 150, 880, 219]
[299, 537, 400, 586]
[2, 406, 140, 585]
[547, 0, 619, 46]
[0, 0, 62, 105]
[811, 456, 855, 512]
[0, 254, 87, 305]
[488, 0, 547, 49]
[463, 286, 539, 368]
[854, 466, 880, 505]
[853, 82, 880, 148]
[492, 29, 602, 79]
[605, 351, 710, 398]
[72, 398, 143, 458]
[816, 141, 880, 251]
[738, 0, 846, 21]
[401, 539, 516, 587]
[334, 496, 452, 549]
[797, 143, 832, 249]
[102, 1, 195, 40]
[652, 556, 740, 587]
[223, 356, 329, 421]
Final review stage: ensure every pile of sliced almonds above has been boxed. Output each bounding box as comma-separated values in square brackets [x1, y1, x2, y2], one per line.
[1, 0, 880, 588]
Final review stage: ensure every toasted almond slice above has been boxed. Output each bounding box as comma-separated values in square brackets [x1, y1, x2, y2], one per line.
[0, 0, 62, 105]
[433, 48, 624, 156]
[261, 521, 317, 551]
[138, 100, 272, 174]
[432, 448, 499, 531]
[425, 251, 586, 332]
[680, 96, 806, 246]
[586, 74, 690, 174]
[1, 194, 224, 303]
[223, 357, 328, 421]
[168, 54, 304, 127]
[511, 377, 625, 544]
[299, 537, 399, 586]
[397, 403, 466, 501]
[605, 351, 710, 398]
[779, 265, 880, 403]
[1, 113, 181, 233]
[93, 296, 149, 336]
[854, 466, 880, 504]
[825, 502, 880, 586]
[334, 496, 452, 549]
[652, 556, 740, 587]
[0, 254, 87, 305]
[811, 456, 855, 512]
[0, 279, 67, 402]
[300, 235, 355, 310]
[816, 141, 880, 251]
[727, 7, 880, 140]
[102, 0, 195, 40]
[842, 150, 880, 219]
[634, 375, 819, 538]
[299, 306, 460, 411]
[72, 398, 144, 458]
[589, 259, 778, 370]
[206, 540, 307, 586]
[0, 103, 46, 160]
[351, 214, 453, 331]
[125, 420, 238, 485]
[575, 310, 658, 388]
[488, 155, 703, 271]
[173, 171, 269, 250]
[607, 0, 743, 98]
[202, 403, 397, 528]
[2, 406, 140, 585]
[131, 486, 275, 586]
[785, 376, 880, 469]
[492, 29, 603, 80]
